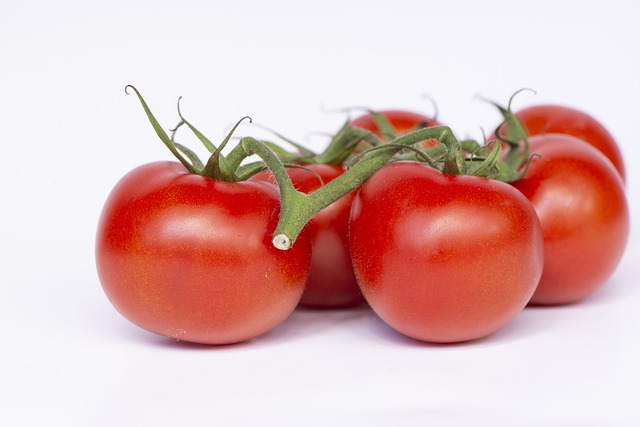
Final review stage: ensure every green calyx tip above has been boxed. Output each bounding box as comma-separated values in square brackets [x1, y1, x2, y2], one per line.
[126, 85, 260, 182]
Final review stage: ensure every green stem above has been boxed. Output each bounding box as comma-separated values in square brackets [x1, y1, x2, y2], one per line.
[240, 137, 307, 249]
[225, 143, 251, 175]
[242, 125, 460, 250]
[313, 122, 384, 165]
[369, 110, 399, 142]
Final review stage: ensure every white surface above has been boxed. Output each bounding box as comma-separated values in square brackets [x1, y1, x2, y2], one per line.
[1, 1, 639, 426]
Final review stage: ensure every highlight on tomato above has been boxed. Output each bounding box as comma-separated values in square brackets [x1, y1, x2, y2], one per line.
[96, 86, 312, 345]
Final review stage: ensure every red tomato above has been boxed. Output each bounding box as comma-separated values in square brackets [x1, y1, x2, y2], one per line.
[349, 162, 544, 343]
[512, 134, 629, 305]
[251, 164, 363, 308]
[504, 104, 625, 182]
[96, 161, 312, 345]
[350, 109, 441, 148]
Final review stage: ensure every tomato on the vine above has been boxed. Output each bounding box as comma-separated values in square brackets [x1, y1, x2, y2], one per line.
[500, 104, 625, 182]
[96, 162, 312, 345]
[511, 134, 629, 305]
[251, 164, 363, 308]
[349, 162, 544, 343]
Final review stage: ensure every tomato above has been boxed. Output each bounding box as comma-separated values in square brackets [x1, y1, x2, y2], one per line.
[349, 162, 544, 343]
[96, 161, 312, 345]
[511, 134, 629, 305]
[350, 109, 441, 148]
[500, 104, 625, 182]
[251, 164, 363, 308]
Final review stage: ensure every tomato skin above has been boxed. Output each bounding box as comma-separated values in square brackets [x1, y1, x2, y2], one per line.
[350, 109, 441, 148]
[96, 161, 312, 345]
[512, 134, 629, 305]
[251, 164, 363, 308]
[509, 104, 626, 182]
[349, 162, 544, 343]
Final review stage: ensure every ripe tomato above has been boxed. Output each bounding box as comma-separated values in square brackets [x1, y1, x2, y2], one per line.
[251, 164, 363, 308]
[511, 134, 629, 305]
[350, 109, 441, 148]
[96, 161, 312, 345]
[504, 104, 625, 182]
[349, 162, 544, 343]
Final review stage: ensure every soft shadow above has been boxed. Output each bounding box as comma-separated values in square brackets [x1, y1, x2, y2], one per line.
[579, 250, 640, 306]
[255, 304, 373, 345]
[480, 305, 557, 344]
[111, 304, 374, 350]
[112, 320, 256, 351]
[99, 312, 270, 352]
[574, 274, 638, 308]
[364, 304, 556, 349]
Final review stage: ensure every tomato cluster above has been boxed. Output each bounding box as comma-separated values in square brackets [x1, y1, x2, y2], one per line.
[96, 88, 629, 345]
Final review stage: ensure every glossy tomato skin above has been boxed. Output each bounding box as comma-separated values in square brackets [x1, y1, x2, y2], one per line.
[350, 162, 544, 343]
[251, 164, 363, 308]
[512, 134, 629, 305]
[96, 161, 312, 345]
[350, 110, 441, 148]
[510, 104, 625, 182]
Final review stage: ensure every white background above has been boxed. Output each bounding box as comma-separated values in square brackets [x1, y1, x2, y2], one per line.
[1, 1, 639, 426]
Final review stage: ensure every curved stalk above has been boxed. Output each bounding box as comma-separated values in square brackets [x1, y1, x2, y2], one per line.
[241, 125, 460, 250]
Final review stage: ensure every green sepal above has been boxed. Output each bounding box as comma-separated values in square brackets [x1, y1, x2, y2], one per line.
[315, 121, 378, 165]
[127, 85, 267, 182]
[235, 161, 267, 181]
[252, 125, 316, 159]
[261, 140, 312, 164]
[125, 85, 199, 174]
[176, 98, 218, 154]
[468, 140, 502, 178]
[460, 138, 482, 155]
[368, 110, 398, 142]
[174, 142, 205, 171]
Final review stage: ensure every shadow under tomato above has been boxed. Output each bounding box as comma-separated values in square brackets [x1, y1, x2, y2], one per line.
[256, 304, 373, 345]
[480, 306, 558, 345]
[364, 305, 557, 349]
[576, 273, 638, 308]
[108, 316, 262, 351]
[120, 305, 375, 350]
[523, 264, 637, 310]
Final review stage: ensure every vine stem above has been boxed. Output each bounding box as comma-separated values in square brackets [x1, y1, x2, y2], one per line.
[241, 125, 460, 250]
